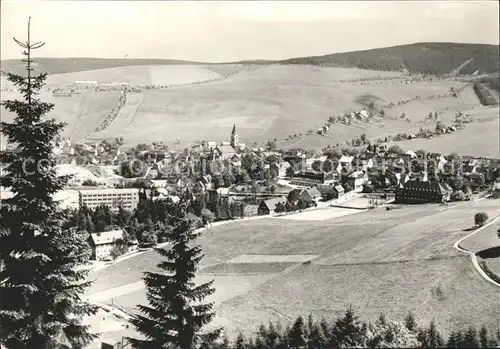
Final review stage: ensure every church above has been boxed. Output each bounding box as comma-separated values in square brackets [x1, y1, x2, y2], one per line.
[202, 124, 246, 161]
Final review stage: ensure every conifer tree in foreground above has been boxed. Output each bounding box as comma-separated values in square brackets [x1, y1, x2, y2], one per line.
[0, 18, 97, 349]
[128, 199, 221, 349]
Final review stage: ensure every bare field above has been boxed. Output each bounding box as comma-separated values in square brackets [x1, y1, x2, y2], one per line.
[214, 257, 499, 339]
[228, 254, 319, 264]
[52, 65, 474, 149]
[87, 92, 145, 141]
[4, 65, 492, 154]
[199, 262, 295, 274]
[275, 206, 364, 221]
[393, 106, 499, 158]
[44, 65, 222, 86]
[109, 273, 277, 313]
[0, 89, 120, 144]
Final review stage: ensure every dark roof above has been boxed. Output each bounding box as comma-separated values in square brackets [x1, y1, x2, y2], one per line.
[463, 165, 475, 173]
[297, 171, 334, 181]
[402, 181, 451, 194]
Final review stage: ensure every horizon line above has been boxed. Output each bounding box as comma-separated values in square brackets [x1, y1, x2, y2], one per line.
[1, 40, 498, 64]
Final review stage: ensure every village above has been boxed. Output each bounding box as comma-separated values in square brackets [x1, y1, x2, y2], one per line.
[2, 3, 500, 348]
[4, 121, 497, 263]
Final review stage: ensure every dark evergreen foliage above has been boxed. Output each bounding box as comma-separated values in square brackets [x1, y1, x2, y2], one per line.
[127, 200, 221, 349]
[0, 18, 97, 349]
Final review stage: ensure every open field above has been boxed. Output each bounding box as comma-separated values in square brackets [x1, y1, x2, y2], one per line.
[393, 106, 499, 158]
[97, 65, 473, 148]
[87, 198, 500, 338]
[275, 206, 364, 221]
[459, 215, 500, 280]
[43, 65, 222, 87]
[0, 89, 120, 145]
[278, 84, 494, 151]
[4, 64, 495, 156]
[212, 257, 498, 338]
[87, 92, 145, 141]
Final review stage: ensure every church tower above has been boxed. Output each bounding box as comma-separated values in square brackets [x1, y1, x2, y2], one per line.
[230, 124, 239, 149]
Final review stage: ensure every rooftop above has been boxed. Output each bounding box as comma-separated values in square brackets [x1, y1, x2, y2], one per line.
[90, 229, 124, 246]
[78, 188, 140, 195]
[262, 196, 287, 210]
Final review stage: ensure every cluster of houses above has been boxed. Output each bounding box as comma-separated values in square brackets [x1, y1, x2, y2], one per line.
[36, 123, 500, 260]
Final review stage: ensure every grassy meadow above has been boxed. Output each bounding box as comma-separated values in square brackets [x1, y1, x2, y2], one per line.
[87, 198, 500, 339]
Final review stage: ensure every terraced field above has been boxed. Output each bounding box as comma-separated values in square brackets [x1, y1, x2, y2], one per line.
[106, 65, 474, 149]
[4, 64, 494, 156]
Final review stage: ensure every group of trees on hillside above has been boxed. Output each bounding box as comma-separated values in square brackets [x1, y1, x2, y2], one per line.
[222, 310, 500, 349]
[68, 187, 247, 246]
[473, 82, 498, 106]
[280, 43, 499, 76]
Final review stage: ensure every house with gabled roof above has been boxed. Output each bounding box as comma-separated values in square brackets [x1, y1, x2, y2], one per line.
[346, 170, 367, 192]
[258, 196, 287, 215]
[88, 229, 124, 261]
[299, 187, 322, 202]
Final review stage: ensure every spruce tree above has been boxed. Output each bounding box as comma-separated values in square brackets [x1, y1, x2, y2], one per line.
[0, 18, 97, 349]
[330, 307, 365, 348]
[266, 321, 280, 349]
[463, 326, 479, 348]
[235, 332, 246, 349]
[478, 326, 488, 348]
[404, 312, 417, 332]
[288, 316, 307, 348]
[128, 200, 221, 349]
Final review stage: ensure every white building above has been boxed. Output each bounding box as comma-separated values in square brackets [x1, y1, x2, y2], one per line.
[89, 229, 124, 261]
[78, 188, 140, 212]
[75, 81, 98, 86]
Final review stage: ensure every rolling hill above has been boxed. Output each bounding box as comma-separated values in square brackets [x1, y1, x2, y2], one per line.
[2, 42, 498, 77]
[281, 42, 500, 76]
[0, 58, 204, 76]
[88, 198, 500, 339]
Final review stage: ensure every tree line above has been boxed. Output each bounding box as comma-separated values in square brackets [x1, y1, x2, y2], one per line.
[208, 309, 500, 349]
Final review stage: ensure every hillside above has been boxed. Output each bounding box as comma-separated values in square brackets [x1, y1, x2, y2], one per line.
[4, 64, 495, 156]
[280, 42, 500, 76]
[83, 64, 492, 156]
[88, 199, 500, 339]
[2, 42, 498, 77]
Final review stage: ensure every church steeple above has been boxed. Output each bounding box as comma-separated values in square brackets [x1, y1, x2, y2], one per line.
[230, 123, 239, 148]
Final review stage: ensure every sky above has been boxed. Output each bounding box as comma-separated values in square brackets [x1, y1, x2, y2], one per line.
[1, 1, 499, 62]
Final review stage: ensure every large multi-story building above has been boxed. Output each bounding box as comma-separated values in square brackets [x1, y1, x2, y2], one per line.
[395, 181, 452, 204]
[78, 188, 140, 211]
